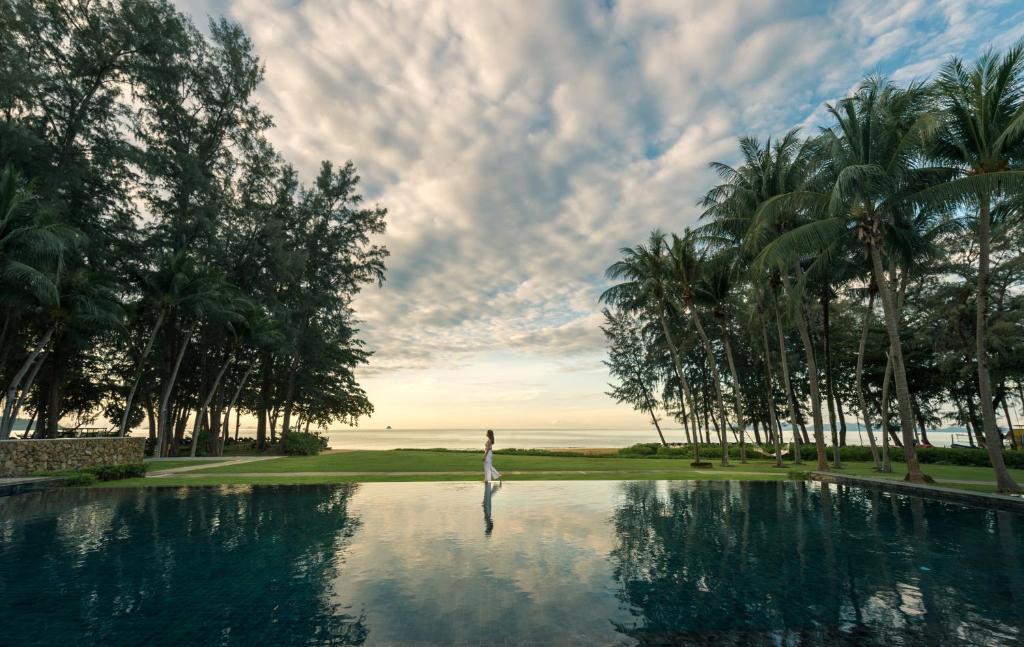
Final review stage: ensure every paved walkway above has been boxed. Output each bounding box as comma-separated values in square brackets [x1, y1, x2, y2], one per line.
[146, 456, 281, 476]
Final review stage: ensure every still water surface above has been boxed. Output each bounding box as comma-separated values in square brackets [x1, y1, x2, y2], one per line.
[1, 481, 1021, 645]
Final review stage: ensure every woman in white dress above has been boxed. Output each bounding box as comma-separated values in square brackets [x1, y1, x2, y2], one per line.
[483, 429, 502, 482]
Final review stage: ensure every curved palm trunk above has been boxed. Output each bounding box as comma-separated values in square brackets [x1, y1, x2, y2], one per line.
[220, 365, 255, 456]
[721, 328, 746, 463]
[5, 349, 48, 438]
[660, 312, 699, 461]
[189, 353, 234, 457]
[688, 309, 730, 466]
[119, 309, 166, 436]
[855, 292, 881, 470]
[976, 196, 1019, 492]
[775, 308, 802, 464]
[156, 330, 192, 457]
[1, 325, 55, 439]
[781, 272, 826, 470]
[868, 244, 926, 482]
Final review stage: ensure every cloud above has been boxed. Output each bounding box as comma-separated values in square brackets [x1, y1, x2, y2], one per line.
[175, 0, 1020, 425]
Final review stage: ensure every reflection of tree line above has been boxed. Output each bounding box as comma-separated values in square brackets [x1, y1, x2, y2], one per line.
[1, 485, 368, 646]
[609, 481, 1023, 645]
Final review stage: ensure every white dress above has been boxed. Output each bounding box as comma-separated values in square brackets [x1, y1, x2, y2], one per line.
[484, 440, 502, 482]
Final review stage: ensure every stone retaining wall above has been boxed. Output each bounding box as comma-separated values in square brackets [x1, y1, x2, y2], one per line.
[0, 437, 145, 477]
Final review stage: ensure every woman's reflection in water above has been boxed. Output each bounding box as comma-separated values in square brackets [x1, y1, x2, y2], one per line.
[483, 481, 500, 535]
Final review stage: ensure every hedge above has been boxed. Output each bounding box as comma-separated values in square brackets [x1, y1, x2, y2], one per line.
[617, 442, 1024, 469]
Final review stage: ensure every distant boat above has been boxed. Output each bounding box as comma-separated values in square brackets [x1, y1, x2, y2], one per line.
[386, 426, 392, 430]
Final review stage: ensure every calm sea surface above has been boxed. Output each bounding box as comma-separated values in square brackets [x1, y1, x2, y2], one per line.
[1, 481, 1021, 645]
[318, 427, 970, 450]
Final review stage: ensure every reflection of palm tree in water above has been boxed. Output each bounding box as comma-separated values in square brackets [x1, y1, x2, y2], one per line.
[483, 481, 500, 536]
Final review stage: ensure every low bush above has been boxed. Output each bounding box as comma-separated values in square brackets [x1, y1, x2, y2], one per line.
[87, 463, 146, 481]
[282, 431, 328, 456]
[64, 472, 98, 487]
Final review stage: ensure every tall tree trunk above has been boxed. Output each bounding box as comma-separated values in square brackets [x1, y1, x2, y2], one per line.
[836, 398, 848, 448]
[156, 330, 191, 457]
[879, 354, 894, 472]
[119, 309, 166, 436]
[822, 295, 841, 468]
[775, 308, 802, 464]
[856, 292, 881, 469]
[687, 308, 730, 466]
[868, 243, 926, 483]
[1000, 391, 1017, 450]
[189, 353, 234, 457]
[280, 357, 298, 437]
[629, 345, 666, 446]
[3, 349, 48, 438]
[914, 399, 932, 447]
[781, 271, 827, 470]
[221, 365, 254, 455]
[965, 393, 986, 448]
[0, 325, 55, 439]
[975, 196, 1018, 491]
[256, 351, 272, 450]
[761, 321, 784, 467]
[721, 327, 746, 463]
[43, 347, 64, 439]
[145, 398, 156, 445]
[660, 311, 698, 461]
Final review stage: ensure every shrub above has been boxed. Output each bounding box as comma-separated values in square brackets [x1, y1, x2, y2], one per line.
[64, 472, 98, 487]
[87, 463, 146, 481]
[282, 431, 327, 456]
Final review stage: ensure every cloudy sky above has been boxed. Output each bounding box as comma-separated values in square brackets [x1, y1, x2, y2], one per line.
[181, 0, 1022, 430]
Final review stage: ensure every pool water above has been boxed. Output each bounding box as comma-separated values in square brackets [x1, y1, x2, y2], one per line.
[1, 481, 1021, 646]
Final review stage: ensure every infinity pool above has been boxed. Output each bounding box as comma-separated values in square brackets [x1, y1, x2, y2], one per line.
[1, 481, 1021, 645]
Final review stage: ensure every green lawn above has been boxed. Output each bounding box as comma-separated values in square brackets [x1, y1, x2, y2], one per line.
[96, 449, 1024, 492]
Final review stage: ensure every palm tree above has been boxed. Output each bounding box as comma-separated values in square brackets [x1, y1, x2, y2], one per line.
[118, 251, 226, 437]
[703, 131, 826, 468]
[602, 232, 700, 459]
[930, 44, 1024, 492]
[756, 78, 941, 483]
[663, 230, 733, 466]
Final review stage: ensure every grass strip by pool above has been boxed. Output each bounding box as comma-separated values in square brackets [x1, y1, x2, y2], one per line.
[98, 450, 1024, 492]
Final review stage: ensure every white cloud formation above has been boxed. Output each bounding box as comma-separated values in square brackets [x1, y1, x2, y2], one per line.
[178, 0, 1021, 427]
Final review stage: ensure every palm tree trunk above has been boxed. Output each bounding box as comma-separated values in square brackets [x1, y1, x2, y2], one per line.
[781, 271, 827, 470]
[629, 345, 666, 446]
[721, 328, 746, 463]
[856, 292, 881, 469]
[659, 312, 698, 460]
[280, 356, 298, 437]
[868, 243, 927, 482]
[220, 365, 254, 455]
[775, 308, 802, 464]
[976, 195, 1019, 491]
[688, 309, 730, 466]
[157, 329, 192, 457]
[189, 352, 234, 457]
[760, 320, 784, 467]
[119, 308, 166, 436]
[822, 295, 841, 468]
[5, 349, 48, 438]
[0, 325, 55, 439]
[879, 355, 893, 473]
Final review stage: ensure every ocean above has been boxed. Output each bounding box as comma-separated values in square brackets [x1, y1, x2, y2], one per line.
[317, 425, 975, 450]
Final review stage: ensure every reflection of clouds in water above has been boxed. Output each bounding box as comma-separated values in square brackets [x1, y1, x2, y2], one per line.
[330, 481, 630, 645]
